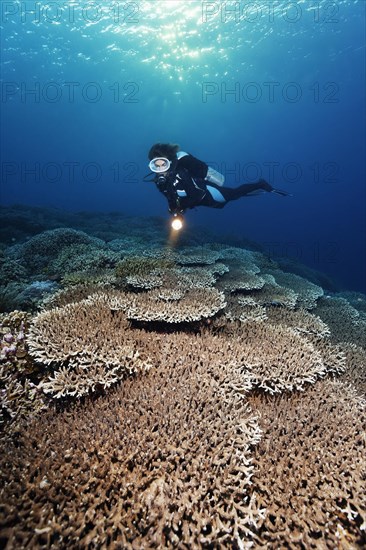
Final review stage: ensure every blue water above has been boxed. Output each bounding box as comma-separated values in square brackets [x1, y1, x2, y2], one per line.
[1, 0, 365, 292]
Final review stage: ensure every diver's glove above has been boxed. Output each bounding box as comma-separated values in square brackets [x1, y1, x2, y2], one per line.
[169, 207, 185, 215]
[168, 196, 184, 215]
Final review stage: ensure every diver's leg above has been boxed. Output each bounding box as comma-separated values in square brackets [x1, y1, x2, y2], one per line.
[219, 179, 273, 201]
[201, 179, 289, 208]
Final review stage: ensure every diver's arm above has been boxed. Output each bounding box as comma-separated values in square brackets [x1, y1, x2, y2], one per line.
[168, 197, 184, 215]
[155, 179, 183, 214]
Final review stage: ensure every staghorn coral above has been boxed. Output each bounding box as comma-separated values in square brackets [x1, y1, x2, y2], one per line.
[125, 273, 164, 289]
[217, 268, 266, 293]
[205, 261, 230, 277]
[178, 266, 217, 288]
[155, 288, 186, 301]
[263, 307, 350, 377]
[339, 343, 366, 397]
[248, 380, 366, 548]
[175, 246, 220, 265]
[60, 269, 117, 288]
[336, 291, 366, 314]
[307, 336, 346, 375]
[265, 306, 331, 338]
[39, 364, 124, 399]
[115, 255, 175, 282]
[8, 228, 107, 274]
[247, 275, 298, 309]
[265, 270, 324, 309]
[1, 311, 46, 430]
[48, 244, 120, 278]
[41, 283, 111, 310]
[0, 370, 46, 429]
[0, 336, 262, 548]
[315, 296, 366, 349]
[225, 295, 268, 323]
[227, 321, 326, 394]
[106, 287, 227, 323]
[27, 296, 153, 398]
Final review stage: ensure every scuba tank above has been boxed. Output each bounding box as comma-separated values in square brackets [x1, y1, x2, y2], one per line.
[205, 166, 225, 187]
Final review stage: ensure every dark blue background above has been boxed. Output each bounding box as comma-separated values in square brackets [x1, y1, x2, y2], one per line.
[1, 0, 365, 291]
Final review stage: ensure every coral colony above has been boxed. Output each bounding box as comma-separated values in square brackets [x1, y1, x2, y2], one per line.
[0, 207, 365, 548]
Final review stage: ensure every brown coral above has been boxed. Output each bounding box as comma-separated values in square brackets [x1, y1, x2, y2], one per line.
[339, 342, 366, 397]
[106, 287, 226, 323]
[0, 333, 261, 548]
[265, 270, 324, 309]
[315, 296, 366, 349]
[225, 321, 326, 394]
[175, 246, 220, 265]
[218, 268, 266, 293]
[249, 274, 298, 309]
[248, 380, 366, 547]
[216, 246, 260, 268]
[225, 295, 268, 323]
[27, 296, 153, 398]
[265, 306, 331, 338]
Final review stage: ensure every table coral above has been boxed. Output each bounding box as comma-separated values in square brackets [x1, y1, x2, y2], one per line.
[0, 338, 261, 548]
[248, 380, 366, 548]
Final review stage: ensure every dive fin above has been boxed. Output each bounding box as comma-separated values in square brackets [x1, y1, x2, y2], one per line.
[271, 188, 293, 197]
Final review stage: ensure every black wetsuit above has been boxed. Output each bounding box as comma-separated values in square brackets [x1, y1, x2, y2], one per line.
[155, 153, 271, 214]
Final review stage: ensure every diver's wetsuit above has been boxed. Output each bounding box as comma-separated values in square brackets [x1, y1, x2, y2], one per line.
[155, 152, 272, 214]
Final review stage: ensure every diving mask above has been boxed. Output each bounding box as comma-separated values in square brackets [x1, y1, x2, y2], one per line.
[149, 157, 171, 173]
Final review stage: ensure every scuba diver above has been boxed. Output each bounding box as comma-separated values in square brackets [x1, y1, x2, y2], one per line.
[145, 143, 291, 230]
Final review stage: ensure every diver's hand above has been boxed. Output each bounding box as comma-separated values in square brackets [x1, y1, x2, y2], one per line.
[169, 208, 185, 215]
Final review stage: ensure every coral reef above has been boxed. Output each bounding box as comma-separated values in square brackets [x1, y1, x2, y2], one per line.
[217, 268, 266, 293]
[27, 296, 153, 397]
[225, 295, 268, 323]
[315, 296, 366, 349]
[246, 274, 299, 309]
[248, 380, 366, 548]
[175, 246, 221, 265]
[107, 287, 227, 323]
[265, 306, 331, 338]
[265, 269, 324, 309]
[115, 255, 175, 278]
[0, 208, 365, 548]
[48, 244, 120, 277]
[339, 343, 366, 397]
[0, 250, 27, 285]
[0, 339, 261, 548]
[0, 311, 46, 429]
[1, 311, 29, 364]
[230, 321, 327, 394]
[8, 228, 107, 273]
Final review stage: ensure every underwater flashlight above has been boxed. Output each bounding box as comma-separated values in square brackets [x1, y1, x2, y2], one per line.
[171, 214, 184, 231]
